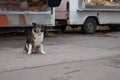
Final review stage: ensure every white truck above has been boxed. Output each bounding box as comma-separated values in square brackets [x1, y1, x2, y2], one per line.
[0, 0, 61, 34]
[55, 0, 120, 33]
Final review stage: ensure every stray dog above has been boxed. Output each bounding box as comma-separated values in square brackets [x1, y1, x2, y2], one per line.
[24, 23, 46, 55]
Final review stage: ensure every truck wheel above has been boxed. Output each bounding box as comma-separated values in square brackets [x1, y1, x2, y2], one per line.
[82, 18, 97, 34]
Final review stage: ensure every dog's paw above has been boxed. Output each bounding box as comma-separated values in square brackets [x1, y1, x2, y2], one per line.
[27, 52, 32, 55]
[41, 51, 47, 55]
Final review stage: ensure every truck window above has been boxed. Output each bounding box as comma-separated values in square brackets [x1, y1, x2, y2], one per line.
[84, 0, 120, 9]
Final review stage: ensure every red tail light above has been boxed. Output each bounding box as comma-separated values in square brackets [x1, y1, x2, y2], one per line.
[66, 1, 69, 11]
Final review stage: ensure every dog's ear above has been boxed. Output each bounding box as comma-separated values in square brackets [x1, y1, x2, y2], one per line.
[32, 23, 37, 27]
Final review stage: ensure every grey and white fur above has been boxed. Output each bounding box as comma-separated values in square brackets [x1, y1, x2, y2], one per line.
[24, 23, 46, 55]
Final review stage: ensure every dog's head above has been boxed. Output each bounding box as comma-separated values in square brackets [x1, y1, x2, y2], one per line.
[32, 23, 46, 33]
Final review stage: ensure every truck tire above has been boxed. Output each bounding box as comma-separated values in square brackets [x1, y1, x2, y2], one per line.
[82, 18, 97, 34]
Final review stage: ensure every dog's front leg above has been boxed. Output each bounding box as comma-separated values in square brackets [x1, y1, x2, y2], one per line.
[40, 43, 46, 54]
[25, 44, 29, 51]
[28, 44, 32, 54]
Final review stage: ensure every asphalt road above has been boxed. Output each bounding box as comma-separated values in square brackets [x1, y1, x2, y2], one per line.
[0, 30, 120, 80]
[0, 56, 120, 80]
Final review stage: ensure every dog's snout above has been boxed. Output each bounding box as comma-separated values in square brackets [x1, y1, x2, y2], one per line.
[38, 29, 41, 32]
